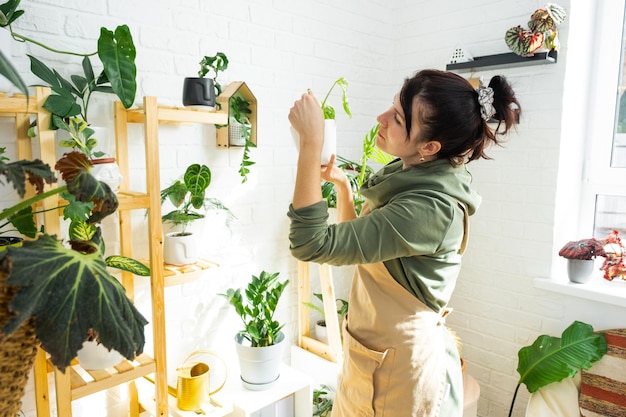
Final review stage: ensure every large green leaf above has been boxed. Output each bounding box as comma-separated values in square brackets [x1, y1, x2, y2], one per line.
[184, 163, 211, 197]
[0, 48, 28, 96]
[517, 321, 607, 393]
[1, 234, 148, 371]
[97, 25, 136, 109]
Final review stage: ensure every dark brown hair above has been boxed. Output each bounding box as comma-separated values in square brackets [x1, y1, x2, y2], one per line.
[399, 70, 520, 166]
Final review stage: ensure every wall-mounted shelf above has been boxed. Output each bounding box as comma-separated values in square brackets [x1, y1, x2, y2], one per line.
[216, 81, 257, 148]
[446, 50, 557, 72]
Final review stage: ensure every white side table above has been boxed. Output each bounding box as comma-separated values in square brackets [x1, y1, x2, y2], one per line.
[219, 364, 312, 417]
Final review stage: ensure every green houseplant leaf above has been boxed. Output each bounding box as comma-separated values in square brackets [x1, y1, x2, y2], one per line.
[1, 234, 148, 371]
[508, 321, 607, 417]
[97, 25, 137, 109]
[0, 49, 28, 97]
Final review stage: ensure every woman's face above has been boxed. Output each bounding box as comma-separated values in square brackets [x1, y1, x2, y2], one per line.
[376, 94, 422, 165]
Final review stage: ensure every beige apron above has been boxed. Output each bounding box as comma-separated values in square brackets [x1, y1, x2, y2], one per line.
[331, 203, 467, 417]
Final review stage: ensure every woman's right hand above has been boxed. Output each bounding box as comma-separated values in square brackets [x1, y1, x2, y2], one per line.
[288, 91, 325, 151]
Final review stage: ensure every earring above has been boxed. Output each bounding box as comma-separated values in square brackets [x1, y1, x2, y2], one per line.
[419, 153, 425, 162]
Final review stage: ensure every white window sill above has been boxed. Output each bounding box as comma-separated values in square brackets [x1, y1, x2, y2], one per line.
[534, 277, 626, 307]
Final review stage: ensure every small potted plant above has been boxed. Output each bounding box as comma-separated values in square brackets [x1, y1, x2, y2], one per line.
[558, 237, 606, 283]
[182, 51, 228, 108]
[505, 3, 567, 57]
[291, 77, 352, 165]
[160, 163, 233, 265]
[599, 229, 626, 281]
[303, 293, 348, 343]
[220, 270, 289, 390]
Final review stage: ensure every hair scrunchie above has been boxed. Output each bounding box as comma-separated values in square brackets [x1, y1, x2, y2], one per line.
[477, 82, 496, 121]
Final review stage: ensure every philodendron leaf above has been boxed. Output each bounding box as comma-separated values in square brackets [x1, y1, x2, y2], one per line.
[517, 321, 607, 393]
[97, 25, 137, 109]
[1, 234, 148, 371]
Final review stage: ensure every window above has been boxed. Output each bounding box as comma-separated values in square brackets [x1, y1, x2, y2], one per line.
[583, 1, 626, 239]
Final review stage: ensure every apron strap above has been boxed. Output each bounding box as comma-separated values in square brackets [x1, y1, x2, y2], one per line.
[456, 201, 470, 255]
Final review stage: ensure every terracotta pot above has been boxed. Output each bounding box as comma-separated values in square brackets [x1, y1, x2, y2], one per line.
[0, 270, 39, 417]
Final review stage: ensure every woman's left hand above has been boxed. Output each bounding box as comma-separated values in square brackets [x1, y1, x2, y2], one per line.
[288, 91, 325, 151]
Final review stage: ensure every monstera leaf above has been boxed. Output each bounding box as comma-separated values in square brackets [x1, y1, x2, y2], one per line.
[508, 321, 607, 417]
[1, 234, 148, 371]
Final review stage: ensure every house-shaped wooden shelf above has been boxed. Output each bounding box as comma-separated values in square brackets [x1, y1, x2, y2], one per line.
[216, 81, 257, 148]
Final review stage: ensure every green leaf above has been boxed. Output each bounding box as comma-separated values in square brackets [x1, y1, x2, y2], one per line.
[5, 206, 36, 238]
[2, 234, 148, 371]
[184, 163, 211, 196]
[97, 25, 137, 109]
[0, 158, 57, 198]
[28, 54, 61, 88]
[0, 48, 28, 96]
[105, 255, 150, 276]
[0, 0, 24, 27]
[516, 321, 607, 393]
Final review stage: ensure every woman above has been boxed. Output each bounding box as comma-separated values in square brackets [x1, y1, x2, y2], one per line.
[287, 70, 520, 417]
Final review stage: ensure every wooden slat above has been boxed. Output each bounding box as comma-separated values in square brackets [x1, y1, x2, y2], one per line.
[71, 358, 156, 400]
[34, 348, 51, 417]
[319, 264, 342, 363]
[123, 102, 228, 125]
[0, 92, 39, 113]
[298, 261, 311, 346]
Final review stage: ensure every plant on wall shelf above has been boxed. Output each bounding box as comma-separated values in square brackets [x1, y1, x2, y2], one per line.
[507, 321, 606, 417]
[229, 93, 256, 183]
[505, 3, 567, 57]
[198, 51, 229, 98]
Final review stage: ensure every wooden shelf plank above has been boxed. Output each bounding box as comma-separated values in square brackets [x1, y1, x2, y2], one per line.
[69, 354, 156, 400]
[446, 50, 558, 72]
[124, 104, 228, 125]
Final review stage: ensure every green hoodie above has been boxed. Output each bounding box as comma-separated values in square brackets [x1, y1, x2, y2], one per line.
[288, 158, 481, 312]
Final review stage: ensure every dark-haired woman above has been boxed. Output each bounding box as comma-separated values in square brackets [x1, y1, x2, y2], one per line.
[288, 70, 520, 417]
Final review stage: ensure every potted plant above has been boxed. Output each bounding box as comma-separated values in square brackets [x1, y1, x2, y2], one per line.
[291, 77, 352, 165]
[220, 270, 289, 390]
[313, 384, 335, 417]
[182, 51, 228, 108]
[598, 229, 626, 281]
[505, 3, 567, 57]
[558, 236, 606, 283]
[228, 92, 257, 183]
[160, 163, 233, 265]
[507, 321, 606, 417]
[303, 293, 348, 343]
[0, 148, 149, 415]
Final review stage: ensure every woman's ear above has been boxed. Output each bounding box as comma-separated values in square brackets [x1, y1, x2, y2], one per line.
[420, 140, 442, 156]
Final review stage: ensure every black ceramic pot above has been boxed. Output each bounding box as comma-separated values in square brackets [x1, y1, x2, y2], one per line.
[182, 77, 216, 108]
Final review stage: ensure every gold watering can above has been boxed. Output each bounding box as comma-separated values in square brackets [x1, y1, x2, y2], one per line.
[175, 350, 227, 411]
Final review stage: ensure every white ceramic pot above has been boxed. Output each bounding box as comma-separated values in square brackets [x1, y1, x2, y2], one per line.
[91, 157, 123, 192]
[291, 119, 337, 165]
[163, 232, 199, 266]
[228, 119, 249, 146]
[235, 331, 285, 391]
[76, 340, 124, 370]
[567, 259, 595, 284]
[315, 320, 328, 344]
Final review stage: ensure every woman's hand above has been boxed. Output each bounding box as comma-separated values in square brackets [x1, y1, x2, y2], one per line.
[288, 91, 324, 151]
[321, 154, 348, 186]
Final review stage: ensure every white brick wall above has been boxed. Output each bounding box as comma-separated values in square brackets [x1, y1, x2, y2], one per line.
[3, 1, 625, 416]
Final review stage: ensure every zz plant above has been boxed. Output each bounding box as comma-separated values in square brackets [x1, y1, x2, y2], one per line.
[220, 271, 289, 347]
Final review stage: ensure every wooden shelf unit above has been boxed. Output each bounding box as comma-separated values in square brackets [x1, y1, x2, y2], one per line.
[1, 86, 247, 417]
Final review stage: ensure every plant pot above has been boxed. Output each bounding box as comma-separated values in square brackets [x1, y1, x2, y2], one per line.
[315, 320, 328, 344]
[291, 119, 337, 165]
[91, 157, 123, 192]
[0, 271, 39, 417]
[235, 331, 285, 391]
[228, 119, 249, 146]
[76, 340, 124, 370]
[163, 232, 199, 266]
[182, 77, 216, 109]
[567, 259, 595, 284]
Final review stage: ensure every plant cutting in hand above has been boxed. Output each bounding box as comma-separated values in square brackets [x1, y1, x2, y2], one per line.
[320, 77, 352, 120]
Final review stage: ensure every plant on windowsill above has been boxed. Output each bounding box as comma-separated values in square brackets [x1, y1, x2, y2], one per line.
[558, 236, 606, 284]
[599, 229, 626, 281]
[220, 270, 289, 389]
[505, 3, 567, 57]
